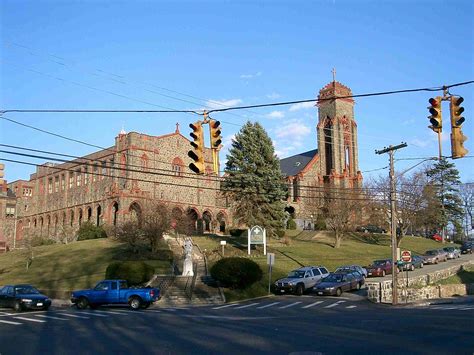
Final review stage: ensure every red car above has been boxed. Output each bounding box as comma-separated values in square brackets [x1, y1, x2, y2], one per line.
[431, 234, 442, 242]
[366, 259, 393, 277]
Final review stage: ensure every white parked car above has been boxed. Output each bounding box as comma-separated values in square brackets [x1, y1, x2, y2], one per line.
[274, 266, 329, 296]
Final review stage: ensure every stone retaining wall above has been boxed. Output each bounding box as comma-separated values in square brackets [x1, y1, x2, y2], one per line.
[367, 260, 474, 304]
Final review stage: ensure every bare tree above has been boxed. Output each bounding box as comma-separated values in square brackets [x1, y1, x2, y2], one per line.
[141, 203, 172, 253]
[114, 220, 143, 254]
[459, 182, 474, 237]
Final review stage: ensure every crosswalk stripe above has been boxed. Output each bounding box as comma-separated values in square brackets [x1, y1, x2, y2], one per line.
[458, 307, 474, 310]
[302, 301, 324, 309]
[147, 310, 162, 313]
[279, 302, 302, 309]
[212, 304, 239, 310]
[0, 319, 22, 325]
[162, 308, 176, 312]
[234, 302, 259, 309]
[324, 301, 346, 309]
[75, 311, 108, 317]
[345, 305, 357, 309]
[35, 314, 70, 320]
[14, 317, 46, 323]
[56, 313, 90, 319]
[92, 310, 128, 315]
[106, 309, 131, 313]
[256, 302, 281, 309]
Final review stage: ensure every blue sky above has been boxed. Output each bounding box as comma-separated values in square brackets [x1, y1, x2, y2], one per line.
[1, 0, 473, 183]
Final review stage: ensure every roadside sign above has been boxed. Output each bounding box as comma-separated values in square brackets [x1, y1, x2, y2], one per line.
[401, 250, 412, 263]
[267, 253, 275, 266]
[220, 241, 227, 246]
[248, 225, 267, 256]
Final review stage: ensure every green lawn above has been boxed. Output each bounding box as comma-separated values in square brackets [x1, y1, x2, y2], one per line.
[436, 265, 474, 285]
[193, 231, 451, 302]
[0, 238, 172, 292]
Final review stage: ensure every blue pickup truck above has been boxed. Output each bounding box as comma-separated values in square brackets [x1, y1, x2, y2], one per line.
[71, 280, 160, 310]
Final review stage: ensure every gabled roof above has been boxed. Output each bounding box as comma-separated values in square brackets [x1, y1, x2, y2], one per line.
[279, 149, 318, 177]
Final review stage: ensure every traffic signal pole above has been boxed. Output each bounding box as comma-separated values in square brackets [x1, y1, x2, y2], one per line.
[376, 142, 407, 306]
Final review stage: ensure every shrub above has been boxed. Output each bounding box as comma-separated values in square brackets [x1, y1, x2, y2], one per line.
[287, 218, 297, 230]
[274, 229, 285, 239]
[229, 229, 246, 237]
[77, 222, 107, 241]
[31, 238, 56, 247]
[105, 261, 155, 286]
[210, 257, 263, 289]
[314, 217, 326, 231]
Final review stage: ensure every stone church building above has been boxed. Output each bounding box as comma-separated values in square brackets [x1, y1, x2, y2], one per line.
[2, 79, 362, 248]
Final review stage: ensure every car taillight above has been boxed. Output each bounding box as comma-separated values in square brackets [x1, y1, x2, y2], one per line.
[150, 290, 155, 297]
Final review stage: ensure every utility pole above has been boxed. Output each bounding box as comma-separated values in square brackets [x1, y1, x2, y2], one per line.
[376, 142, 407, 306]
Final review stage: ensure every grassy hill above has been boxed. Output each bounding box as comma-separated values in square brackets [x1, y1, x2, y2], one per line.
[0, 238, 172, 294]
[193, 231, 450, 301]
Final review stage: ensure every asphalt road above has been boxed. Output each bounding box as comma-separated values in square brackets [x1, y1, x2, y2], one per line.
[1, 295, 473, 355]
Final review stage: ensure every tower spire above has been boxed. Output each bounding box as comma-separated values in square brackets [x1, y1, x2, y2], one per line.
[331, 68, 336, 82]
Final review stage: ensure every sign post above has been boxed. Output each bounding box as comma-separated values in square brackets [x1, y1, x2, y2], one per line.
[248, 226, 266, 256]
[267, 253, 275, 294]
[401, 250, 412, 302]
[220, 240, 226, 256]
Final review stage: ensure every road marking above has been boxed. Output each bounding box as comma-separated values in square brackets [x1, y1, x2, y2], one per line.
[346, 305, 357, 309]
[35, 314, 70, 321]
[75, 311, 109, 317]
[256, 302, 281, 309]
[13, 317, 46, 323]
[324, 301, 346, 308]
[147, 310, 162, 313]
[302, 301, 324, 309]
[235, 302, 260, 309]
[279, 302, 302, 309]
[106, 309, 132, 313]
[0, 319, 22, 325]
[92, 310, 128, 315]
[212, 304, 239, 310]
[162, 308, 176, 312]
[458, 307, 474, 310]
[56, 313, 90, 319]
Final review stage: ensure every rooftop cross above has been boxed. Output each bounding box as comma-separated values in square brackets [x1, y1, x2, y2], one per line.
[332, 67, 336, 82]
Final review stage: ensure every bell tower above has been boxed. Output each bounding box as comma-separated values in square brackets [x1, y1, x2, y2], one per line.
[317, 74, 362, 188]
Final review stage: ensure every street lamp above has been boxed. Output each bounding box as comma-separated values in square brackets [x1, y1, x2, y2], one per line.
[310, 214, 314, 230]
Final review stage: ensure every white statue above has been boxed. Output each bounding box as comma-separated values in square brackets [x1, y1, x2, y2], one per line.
[182, 239, 194, 276]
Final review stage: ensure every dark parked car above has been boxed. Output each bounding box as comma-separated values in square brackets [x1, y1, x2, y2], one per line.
[356, 225, 387, 234]
[399, 255, 424, 271]
[443, 246, 461, 259]
[423, 249, 447, 264]
[0, 284, 51, 312]
[335, 265, 368, 278]
[461, 242, 473, 254]
[366, 259, 393, 277]
[314, 271, 365, 297]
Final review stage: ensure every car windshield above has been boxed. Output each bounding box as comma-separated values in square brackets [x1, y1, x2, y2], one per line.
[15, 286, 40, 295]
[323, 274, 344, 283]
[373, 260, 388, 266]
[425, 250, 437, 255]
[443, 247, 454, 252]
[287, 270, 305, 278]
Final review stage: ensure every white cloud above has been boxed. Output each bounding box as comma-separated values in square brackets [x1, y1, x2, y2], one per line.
[409, 138, 430, 148]
[288, 101, 315, 112]
[274, 120, 311, 139]
[266, 92, 281, 100]
[239, 71, 262, 80]
[205, 98, 242, 110]
[221, 134, 235, 150]
[266, 110, 285, 119]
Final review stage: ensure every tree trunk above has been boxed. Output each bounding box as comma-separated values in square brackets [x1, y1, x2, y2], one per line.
[334, 231, 342, 248]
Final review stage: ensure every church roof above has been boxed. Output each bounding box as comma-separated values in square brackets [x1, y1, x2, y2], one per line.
[279, 149, 318, 177]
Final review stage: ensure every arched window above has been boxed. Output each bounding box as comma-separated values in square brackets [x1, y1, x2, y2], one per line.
[141, 154, 149, 171]
[172, 157, 184, 177]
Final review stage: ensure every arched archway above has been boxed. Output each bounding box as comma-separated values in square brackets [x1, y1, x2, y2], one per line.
[112, 202, 119, 226]
[78, 209, 83, 226]
[47, 215, 51, 236]
[96, 205, 102, 226]
[202, 210, 212, 233]
[186, 208, 199, 234]
[87, 207, 92, 222]
[129, 202, 142, 224]
[217, 212, 227, 233]
[16, 220, 23, 242]
[70, 210, 74, 227]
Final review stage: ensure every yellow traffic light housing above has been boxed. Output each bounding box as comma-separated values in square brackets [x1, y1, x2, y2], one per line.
[428, 96, 442, 133]
[450, 96, 468, 159]
[188, 121, 205, 174]
[209, 119, 222, 149]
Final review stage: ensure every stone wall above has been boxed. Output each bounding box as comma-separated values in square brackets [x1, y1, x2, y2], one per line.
[367, 260, 474, 303]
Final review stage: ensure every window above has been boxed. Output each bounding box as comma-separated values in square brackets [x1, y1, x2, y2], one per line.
[24, 204, 28, 211]
[141, 154, 149, 171]
[76, 169, 82, 186]
[110, 282, 118, 290]
[84, 167, 88, 185]
[119, 281, 128, 290]
[101, 161, 107, 178]
[312, 268, 321, 276]
[94, 282, 109, 291]
[172, 157, 184, 177]
[54, 176, 59, 192]
[48, 178, 53, 194]
[93, 164, 98, 182]
[22, 188, 32, 196]
[69, 173, 74, 188]
[320, 268, 329, 274]
[61, 174, 65, 190]
[6, 205, 15, 217]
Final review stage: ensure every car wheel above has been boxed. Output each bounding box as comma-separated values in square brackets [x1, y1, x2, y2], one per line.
[14, 300, 23, 312]
[435, 259, 438, 264]
[357, 282, 363, 290]
[295, 284, 304, 296]
[336, 288, 342, 297]
[382, 270, 386, 277]
[76, 297, 89, 310]
[129, 297, 142, 310]
[420, 263, 424, 268]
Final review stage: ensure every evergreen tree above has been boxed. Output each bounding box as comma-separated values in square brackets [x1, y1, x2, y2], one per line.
[222, 122, 287, 236]
[425, 158, 464, 240]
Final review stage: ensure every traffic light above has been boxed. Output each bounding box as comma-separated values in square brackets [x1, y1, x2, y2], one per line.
[209, 119, 222, 149]
[450, 96, 468, 159]
[428, 96, 442, 133]
[188, 121, 205, 174]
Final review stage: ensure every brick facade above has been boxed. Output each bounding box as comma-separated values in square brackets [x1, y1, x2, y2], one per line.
[6, 127, 229, 247]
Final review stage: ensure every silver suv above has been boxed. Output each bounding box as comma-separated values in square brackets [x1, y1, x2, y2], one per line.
[274, 266, 329, 296]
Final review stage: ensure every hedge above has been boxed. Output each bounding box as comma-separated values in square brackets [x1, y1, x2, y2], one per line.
[210, 257, 262, 289]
